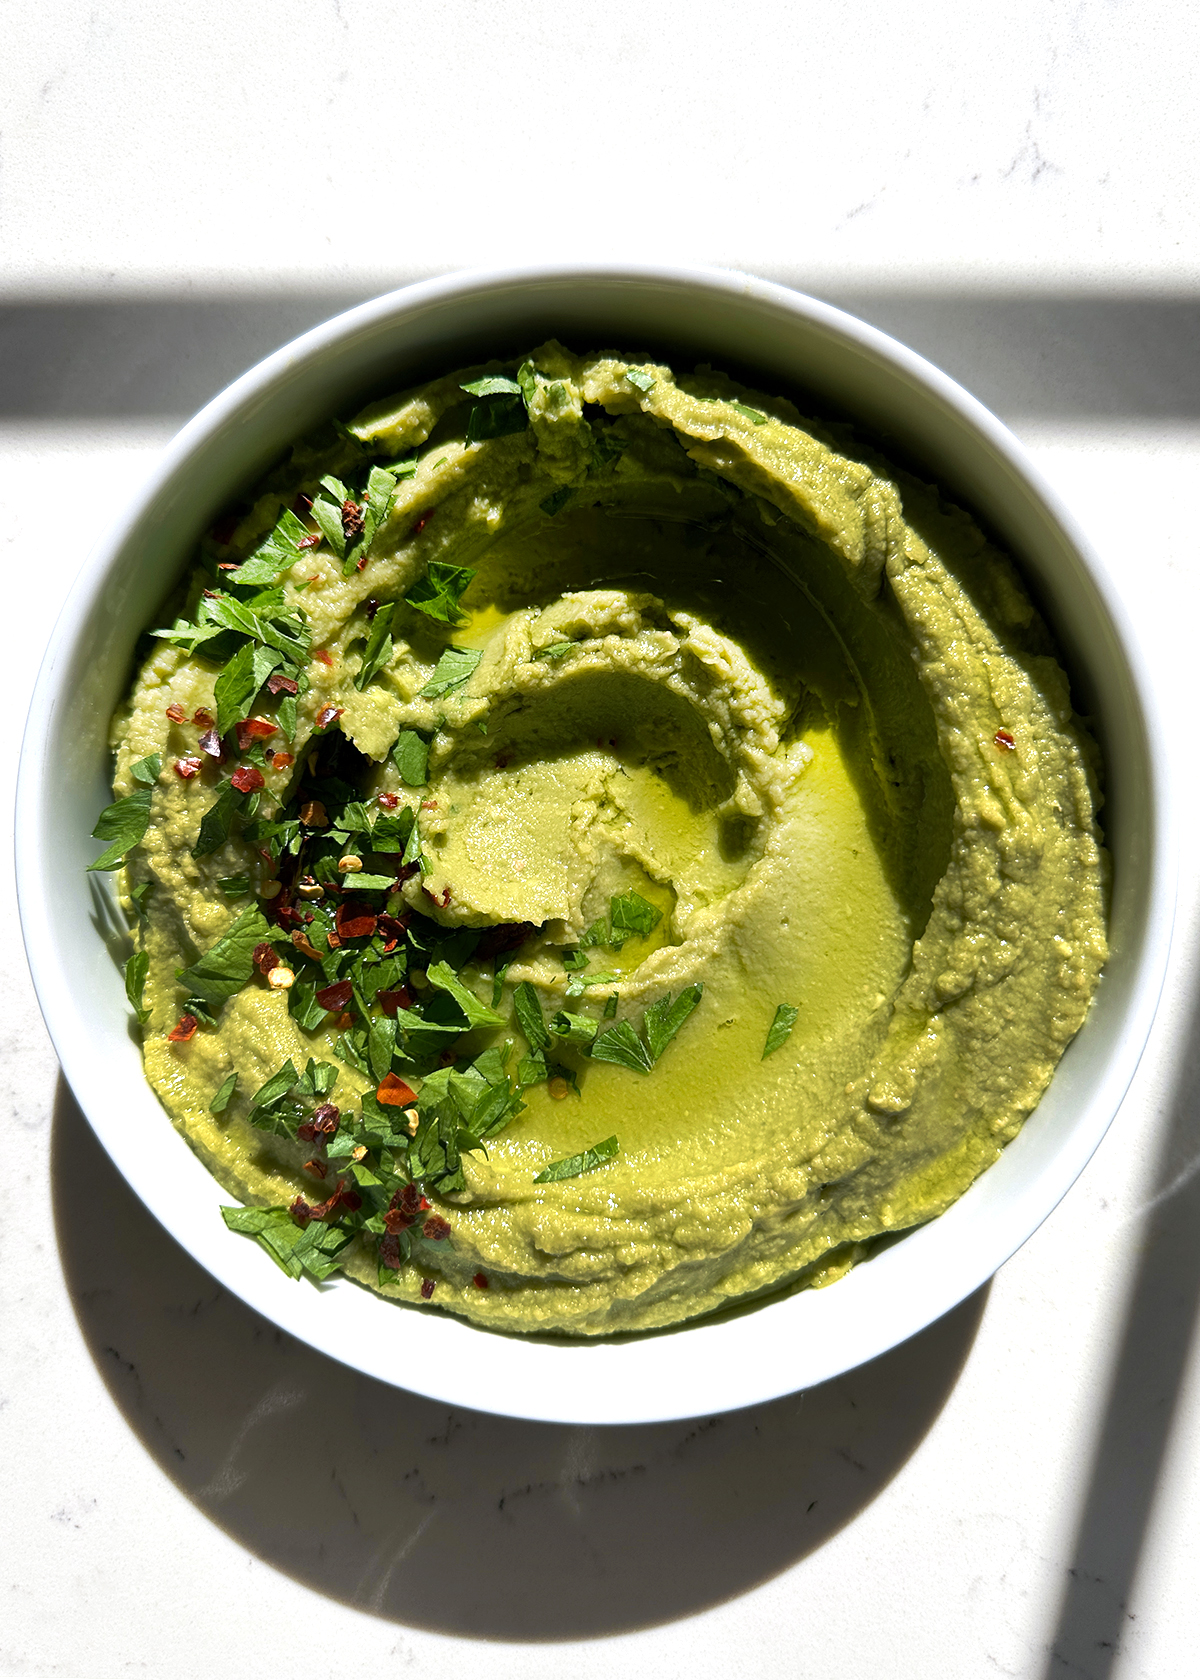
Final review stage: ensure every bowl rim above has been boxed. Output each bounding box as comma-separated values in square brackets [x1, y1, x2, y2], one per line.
[16, 261, 1177, 1424]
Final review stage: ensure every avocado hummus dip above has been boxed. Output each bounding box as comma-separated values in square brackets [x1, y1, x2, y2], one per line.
[91, 343, 1108, 1336]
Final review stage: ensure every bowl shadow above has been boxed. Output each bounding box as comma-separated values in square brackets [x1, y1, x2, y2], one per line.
[53, 1076, 986, 1640]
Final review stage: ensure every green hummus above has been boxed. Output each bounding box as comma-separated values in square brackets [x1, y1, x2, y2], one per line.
[104, 343, 1108, 1335]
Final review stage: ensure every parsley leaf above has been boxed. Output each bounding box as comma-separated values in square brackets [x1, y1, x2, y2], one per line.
[355, 607, 394, 691]
[513, 980, 548, 1050]
[218, 876, 251, 897]
[191, 783, 241, 858]
[460, 375, 523, 397]
[534, 1135, 618, 1183]
[392, 729, 429, 786]
[130, 880, 153, 924]
[210, 1071, 238, 1114]
[729, 400, 768, 425]
[131, 754, 162, 787]
[609, 890, 662, 947]
[763, 1002, 799, 1058]
[229, 506, 311, 587]
[548, 1009, 598, 1050]
[404, 562, 476, 625]
[220, 1205, 305, 1278]
[425, 961, 505, 1029]
[124, 950, 150, 1024]
[589, 1019, 654, 1074]
[88, 785, 153, 872]
[311, 495, 346, 558]
[643, 983, 703, 1063]
[626, 368, 656, 394]
[214, 639, 284, 735]
[246, 1058, 300, 1131]
[516, 360, 538, 407]
[176, 903, 273, 1007]
[420, 645, 482, 698]
[532, 640, 573, 661]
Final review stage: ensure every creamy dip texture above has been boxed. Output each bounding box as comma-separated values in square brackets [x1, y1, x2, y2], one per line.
[97, 343, 1108, 1335]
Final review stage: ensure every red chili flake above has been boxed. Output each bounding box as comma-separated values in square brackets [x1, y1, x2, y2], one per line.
[251, 941, 277, 975]
[375, 988, 413, 1018]
[313, 648, 334, 668]
[335, 902, 377, 940]
[342, 499, 365, 541]
[174, 756, 204, 780]
[994, 729, 1016, 752]
[292, 493, 314, 515]
[422, 1215, 451, 1241]
[356, 556, 368, 571]
[379, 1233, 403, 1271]
[420, 799, 438, 809]
[198, 728, 223, 759]
[376, 910, 410, 945]
[217, 562, 238, 572]
[288, 1197, 312, 1229]
[296, 1120, 317, 1143]
[396, 1183, 420, 1214]
[473, 1273, 489, 1290]
[167, 1014, 198, 1043]
[165, 702, 186, 723]
[315, 705, 344, 731]
[422, 885, 452, 910]
[300, 799, 328, 828]
[231, 765, 264, 793]
[273, 903, 303, 930]
[310, 1180, 362, 1221]
[376, 1072, 418, 1108]
[266, 672, 299, 697]
[419, 1196, 430, 1211]
[384, 1206, 414, 1234]
[420, 1278, 436, 1299]
[334, 1011, 354, 1030]
[325, 928, 342, 949]
[312, 1103, 340, 1135]
[377, 791, 399, 810]
[235, 716, 276, 752]
[411, 510, 434, 536]
[297, 533, 321, 551]
[315, 978, 354, 1013]
[272, 751, 295, 771]
[193, 708, 214, 727]
[303, 1158, 327, 1179]
[365, 598, 381, 621]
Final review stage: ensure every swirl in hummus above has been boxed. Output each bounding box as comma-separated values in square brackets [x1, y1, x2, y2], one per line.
[102, 342, 1108, 1335]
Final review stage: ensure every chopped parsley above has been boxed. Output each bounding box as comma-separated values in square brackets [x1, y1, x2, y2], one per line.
[729, 400, 768, 425]
[176, 903, 273, 1009]
[763, 1002, 799, 1058]
[209, 1070, 238, 1114]
[404, 562, 476, 625]
[124, 950, 150, 1024]
[609, 890, 662, 947]
[534, 1135, 619, 1183]
[392, 729, 430, 787]
[626, 368, 656, 394]
[420, 645, 482, 698]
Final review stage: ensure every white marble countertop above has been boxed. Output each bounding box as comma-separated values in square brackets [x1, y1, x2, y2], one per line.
[5, 5, 1200, 1676]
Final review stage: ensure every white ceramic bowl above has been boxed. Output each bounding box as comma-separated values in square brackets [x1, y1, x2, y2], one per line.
[16, 264, 1174, 1424]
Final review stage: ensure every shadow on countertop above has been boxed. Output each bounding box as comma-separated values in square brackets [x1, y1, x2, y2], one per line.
[52, 1079, 985, 1641]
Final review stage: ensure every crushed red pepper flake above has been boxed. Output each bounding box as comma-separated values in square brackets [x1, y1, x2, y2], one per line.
[290, 1196, 313, 1228]
[411, 510, 434, 536]
[174, 756, 204, 780]
[235, 716, 276, 752]
[379, 1233, 403, 1270]
[377, 791, 399, 809]
[231, 765, 264, 793]
[252, 941, 277, 974]
[994, 729, 1016, 751]
[315, 978, 354, 1014]
[292, 493, 314, 516]
[313, 648, 334, 668]
[299, 800, 328, 828]
[422, 1215, 451, 1241]
[198, 728, 223, 759]
[193, 708, 214, 727]
[315, 705, 344, 731]
[297, 532, 321, 551]
[342, 499, 365, 541]
[290, 927, 323, 963]
[335, 902, 377, 940]
[473, 1273, 489, 1290]
[420, 1278, 436, 1299]
[168, 1014, 198, 1043]
[271, 751, 295, 771]
[266, 672, 298, 696]
[376, 987, 414, 1017]
[312, 1103, 340, 1135]
[376, 1073, 418, 1108]
[302, 1158, 327, 1179]
[165, 702, 186, 723]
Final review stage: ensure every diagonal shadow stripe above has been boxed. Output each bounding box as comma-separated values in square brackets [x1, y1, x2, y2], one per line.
[2, 290, 1200, 423]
